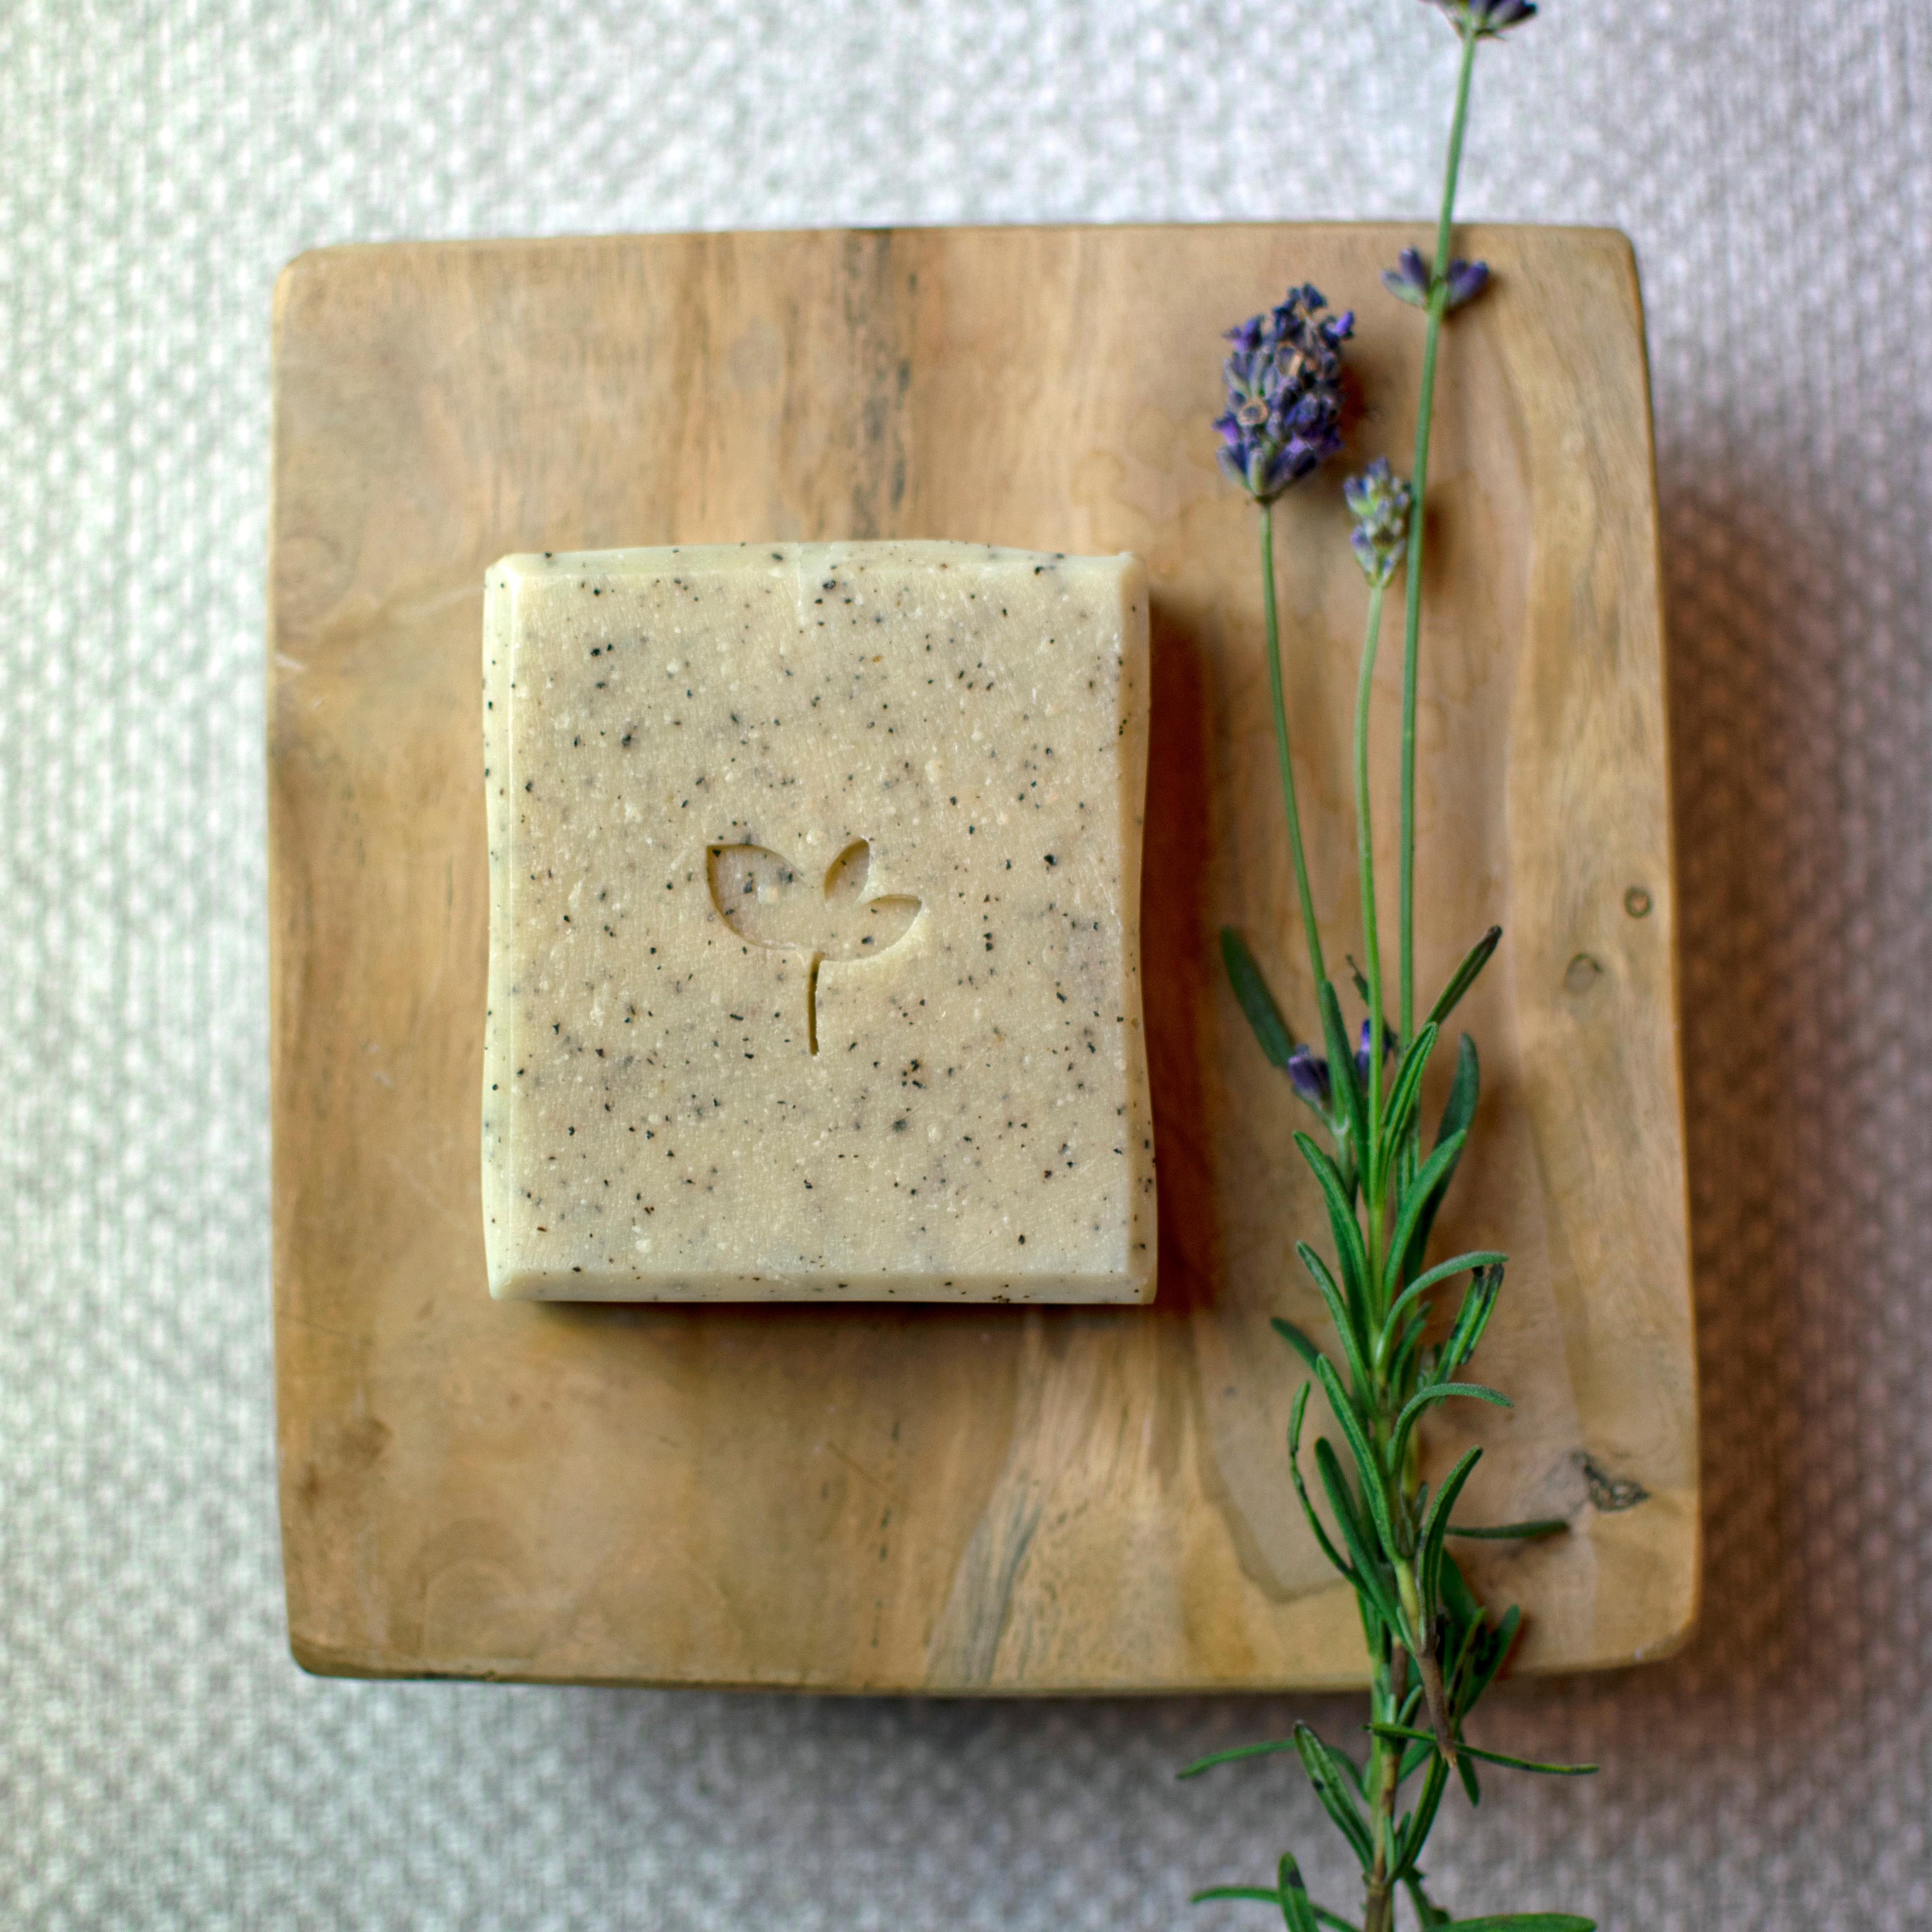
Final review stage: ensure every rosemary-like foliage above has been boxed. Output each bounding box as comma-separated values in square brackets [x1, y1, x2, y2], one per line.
[1185, 7, 1598, 1930]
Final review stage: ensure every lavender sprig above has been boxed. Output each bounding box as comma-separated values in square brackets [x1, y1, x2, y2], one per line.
[1425, 0, 1537, 35]
[1187, 6, 1598, 1931]
[1383, 245, 1488, 311]
[1215, 286, 1354, 504]
[1346, 458, 1416, 588]
[1394, 0, 1529, 1036]
[1217, 286, 1355, 995]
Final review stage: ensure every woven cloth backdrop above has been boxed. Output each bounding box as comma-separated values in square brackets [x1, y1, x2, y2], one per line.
[3, 2, 1928, 1926]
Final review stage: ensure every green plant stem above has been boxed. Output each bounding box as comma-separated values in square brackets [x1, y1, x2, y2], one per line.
[1260, 501, 1328, 991]
[1369, 38, 1481, 1932]
[1398, 23, 1479, 1044]
[1354, 581, 1388, 1205]
[1362, 1648, 1409, 1932]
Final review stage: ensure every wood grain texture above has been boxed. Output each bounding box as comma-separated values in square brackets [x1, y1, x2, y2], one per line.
[269, 223, 1697, 1691]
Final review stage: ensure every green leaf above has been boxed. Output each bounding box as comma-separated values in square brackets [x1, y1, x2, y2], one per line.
[1438, 1264, 1503, 1380]
[1288, 1384, 1355, 1582]
[1436, 1916, 1595, 1929]
[1190, 1885, 1360, 1932]
[1276, 1854, 1321, 1932]
[1296, 1243, 1374, 1402]
[1387, 1310, 1429, 1392]
[1292, 1728, 1374, 1869]
[1318, 980, 1365, 1166]
[1397, 1124, 1420, 1197]
[1316, 1357, 1401, 1564]
[1354, 1586, 1388, 1660]
[1392, 1754, 1451, 1879]
[1447, 1518, 1569, 1541]
[1442, 1603, 1490, 1718]
[1295, 1133, 1373, 1323]
[1417, 1444, 1484, 1619]
[1443, 1576, 1490, 1675]
[1390, 1674, 1434, 1784]
[1383, 1129, 1469, 1305]
[1378, 1020, 1440, 1168]
[1380, 1251, 1507, 1360]
[1190, 1884, 1371, 1929]
[1400, 1382, 1512, 1424]
[1375, 1712, 1483, 1804]
[1315, 1439, 1403, 1632]
[1462, 1602, 1521, 1713]
[1454, 1746, 1597, 1778]
[1439, 1548, 1482, 1642]
[1426, 925, 1502, 1030]
[1409, 1035, 1478, 1269]
[1391, 1381, 1510, 1474]
[1222, 928, 1298, 1074]
[1318, 1732, 1367, 1799]
[1439, 1033, 1481, 1143]
[1313, 1436, 1382, 1585]
[1192, 1880, 1369, 1925]
[1368, 1725, 1596, 1777]
[1270, 1317, 1326, 1380]
[1176, 1737, 1300, 1779]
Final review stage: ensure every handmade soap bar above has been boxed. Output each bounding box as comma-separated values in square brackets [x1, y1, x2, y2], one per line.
[481, 541, 1155, 1303]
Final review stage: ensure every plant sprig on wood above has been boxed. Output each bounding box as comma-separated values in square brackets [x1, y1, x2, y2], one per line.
[1189, 6, 1596, 1929]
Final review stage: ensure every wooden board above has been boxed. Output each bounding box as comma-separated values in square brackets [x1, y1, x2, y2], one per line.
[270, 223, 1698, 1691]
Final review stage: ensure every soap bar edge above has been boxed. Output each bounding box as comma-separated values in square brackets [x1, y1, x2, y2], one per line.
[1113, 552, 1157, 1308]
[480, 560, 521, 1298]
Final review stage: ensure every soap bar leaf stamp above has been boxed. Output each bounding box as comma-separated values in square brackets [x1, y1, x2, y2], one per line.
[705, 839, 920, 1054]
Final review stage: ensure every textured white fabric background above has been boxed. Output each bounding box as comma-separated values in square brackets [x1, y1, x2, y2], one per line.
[3, 1, 1929, 1926]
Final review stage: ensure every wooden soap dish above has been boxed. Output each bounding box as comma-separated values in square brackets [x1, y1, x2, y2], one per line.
[269, 223, 1698, 1692]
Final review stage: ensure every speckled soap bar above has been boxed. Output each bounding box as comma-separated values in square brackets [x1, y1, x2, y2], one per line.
[480, 540, 1155, 1303]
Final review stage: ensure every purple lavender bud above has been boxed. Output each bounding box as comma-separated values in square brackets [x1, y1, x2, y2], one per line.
[1215, 285, 1354, 505]
[1383, 249, 1490, 314]
[1287, 1044, 1333, 1109]
[1354, 1018, 1399, 1083]
[1424, 0, 1537, 37]
[1443, 258, 1490, 309]
[1382, 247, 1431, 308]
[1343, 457, 1415, 588]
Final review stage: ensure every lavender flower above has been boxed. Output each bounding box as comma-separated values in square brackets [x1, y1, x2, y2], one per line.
[1287, 1044, 1332, 1110]
[1283, 1022, 1393, 1106]
[1355, 1018, 1399, 1084]
[1425, 0, 1536, 35]
[1216, 286, 1354, 504]
[1443, 258, 1491, 307]
[1344, 458, 1415, 588]
[1383, 247, 1431, 307]
[1382, 246, 1490, 311]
